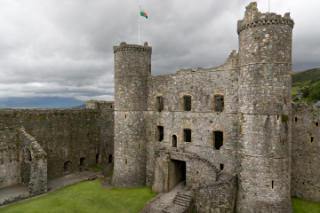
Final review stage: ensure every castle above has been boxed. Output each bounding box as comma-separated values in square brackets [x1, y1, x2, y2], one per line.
[0, 2, 319, 213]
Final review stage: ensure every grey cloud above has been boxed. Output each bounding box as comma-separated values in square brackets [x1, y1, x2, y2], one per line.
[0, 0, 319, 101]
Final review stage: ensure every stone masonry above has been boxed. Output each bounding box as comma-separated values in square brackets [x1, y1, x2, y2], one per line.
[112, 2, 319, 213]
[0, 1, 319, 212]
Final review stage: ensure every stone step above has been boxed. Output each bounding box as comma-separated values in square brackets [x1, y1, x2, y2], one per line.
[176, 194, 192, 199]
[173, 200, 190, 207]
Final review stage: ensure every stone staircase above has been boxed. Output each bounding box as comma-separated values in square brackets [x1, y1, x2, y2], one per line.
[173, 191, 193, 208]
[162, 190, 193, 213]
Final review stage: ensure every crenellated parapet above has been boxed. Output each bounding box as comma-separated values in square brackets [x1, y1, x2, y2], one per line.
[237, 2, 294, 34]
[113, 42, 152, 54]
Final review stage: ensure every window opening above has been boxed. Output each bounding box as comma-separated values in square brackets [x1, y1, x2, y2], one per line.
[157, 126, 164, 141]
[183, 95, 192, 111]
[184, 129, 192, 142]
[214, 131, 223, 150]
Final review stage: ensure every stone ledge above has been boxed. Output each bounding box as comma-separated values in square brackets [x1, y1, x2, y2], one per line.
[113, 42, 152, 53]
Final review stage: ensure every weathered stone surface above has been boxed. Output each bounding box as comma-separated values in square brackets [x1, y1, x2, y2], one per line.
[0, 101, 114, 203]
[291, 103, 320, 202]
[112, 42, 151, 188]
[112, 2, 318, 213]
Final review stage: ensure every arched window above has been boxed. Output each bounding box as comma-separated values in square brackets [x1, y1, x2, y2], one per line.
[64, 161, 72, 173]
[172, 135, 177, 147]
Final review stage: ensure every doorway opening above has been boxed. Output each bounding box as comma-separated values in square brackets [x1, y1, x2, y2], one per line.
[168, 159, 186, 190]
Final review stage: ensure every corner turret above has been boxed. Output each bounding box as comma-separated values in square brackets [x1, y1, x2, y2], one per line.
[237, 2, 293, 212]
[112, 42, 151, 188]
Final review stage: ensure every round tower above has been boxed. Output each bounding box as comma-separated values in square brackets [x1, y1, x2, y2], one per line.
[112, 42, 151, 187]
[237, 2, 294, 212]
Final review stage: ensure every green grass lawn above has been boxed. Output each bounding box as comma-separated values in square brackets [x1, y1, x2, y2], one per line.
[1, 179, 319, 213]
[292, 198, 320, 213]
[0, 179, 157, 213]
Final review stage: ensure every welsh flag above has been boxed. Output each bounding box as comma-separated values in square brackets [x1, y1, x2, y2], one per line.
[140, 10, 148, 19]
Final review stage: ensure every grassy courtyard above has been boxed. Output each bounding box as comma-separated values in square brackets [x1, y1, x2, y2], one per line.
[292, 198, 320, 213]
[0, 179, 156, 213]
[0, 179, 319, 213]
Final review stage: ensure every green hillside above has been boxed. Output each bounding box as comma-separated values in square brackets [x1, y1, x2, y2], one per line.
[292, 68, 320, 103]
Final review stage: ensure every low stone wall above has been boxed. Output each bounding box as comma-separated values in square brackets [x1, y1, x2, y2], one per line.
[291, 103, 320, 202]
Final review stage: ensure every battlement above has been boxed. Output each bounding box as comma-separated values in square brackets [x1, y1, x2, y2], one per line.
[237, 2, 294, 34]
[113, 42, 152, 54]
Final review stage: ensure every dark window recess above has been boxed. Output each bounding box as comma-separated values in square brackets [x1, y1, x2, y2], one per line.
[95, 153, 99, 164]
[108, 154, 113, 163]
[214, 131, 223, 150]
[183, 95, 192, 111]
[156, 96, 164, 112]
[311, 137, 314, 143]
[214, 95, 224, 112]
[64, 161, 72, 172]
[172, 135, 177, 147]
[184, 129, 192, 142]
[316, 122, 319, 127]
[80, 157, 85, 166]
[25, 149, 32, 162]
[220, 164, 224, 170]
[125, 159, 127, 165]
[295, 117, 298, 122]
[272, 180, 274, 189]
[157, 126, 164, 141]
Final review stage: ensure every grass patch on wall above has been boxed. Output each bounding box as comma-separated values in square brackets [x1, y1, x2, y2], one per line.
[292, 198, 320, 213]
[0, 179, 156, 213]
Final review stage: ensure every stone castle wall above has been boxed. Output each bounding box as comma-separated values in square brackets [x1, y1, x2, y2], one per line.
[112, 42, 151, 187]
[0, 122, 21, 188]
[291, 103, 320, 202]
[0, 101, 114, 190]
[237, 2, 293, 212]
[145, 52, 240, 211]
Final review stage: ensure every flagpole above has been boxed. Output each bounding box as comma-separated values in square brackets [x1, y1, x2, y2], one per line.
[268, 0, 270, 12]
[138, 3, 141, 44]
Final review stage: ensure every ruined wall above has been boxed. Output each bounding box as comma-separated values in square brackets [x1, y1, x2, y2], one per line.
[20, 127, 47, 195]
[291, 103, 320, 202]
[0, 122, 21, 188]
[0, 103, 114, 184]
[147, 50, 239, 212]
[86, 101, 114, 167]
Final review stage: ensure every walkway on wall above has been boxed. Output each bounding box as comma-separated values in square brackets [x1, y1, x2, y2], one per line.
[0, 171, 103, 207]
[0, 184, 29, 206]
[48, 171, 103, 192]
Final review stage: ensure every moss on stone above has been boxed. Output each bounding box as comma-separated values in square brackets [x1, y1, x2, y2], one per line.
[282, 114, 289, 122]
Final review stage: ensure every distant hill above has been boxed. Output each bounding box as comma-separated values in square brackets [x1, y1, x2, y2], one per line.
[0, 97, 85, 109]
[292, 68, 320, 103]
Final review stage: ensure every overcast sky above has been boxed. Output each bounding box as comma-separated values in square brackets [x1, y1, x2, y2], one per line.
[0, 0, 319, 101]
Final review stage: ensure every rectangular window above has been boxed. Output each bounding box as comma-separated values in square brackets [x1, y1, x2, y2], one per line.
[184, 129, 192, 142]
[156, 96, 164, 112]
[183, 95, 192, 111]
[214, 131, 223, 150]
[157, 126, 164, 142]
[214, 95, 224, 112]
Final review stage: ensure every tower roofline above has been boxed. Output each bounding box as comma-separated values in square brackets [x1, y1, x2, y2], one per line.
[113, 42, 152, 54]
[237, 2, 294, 34]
